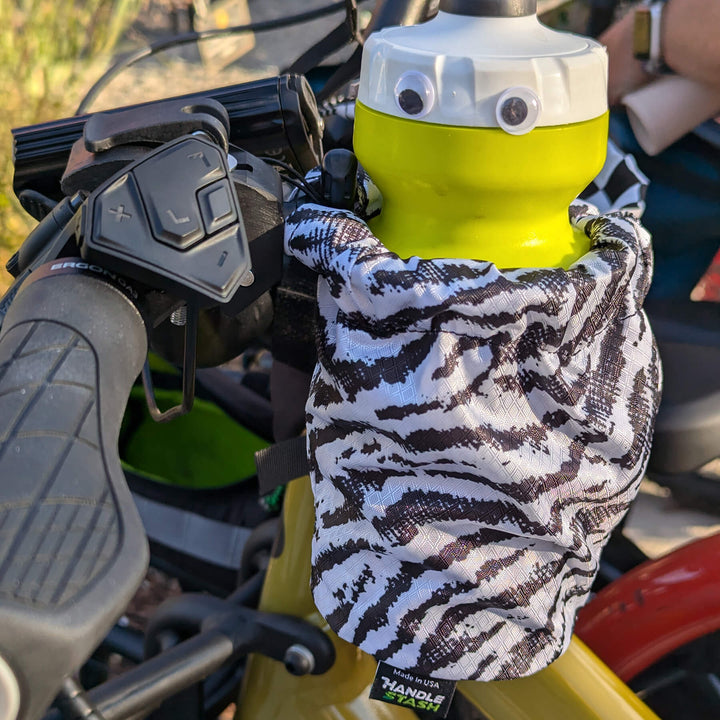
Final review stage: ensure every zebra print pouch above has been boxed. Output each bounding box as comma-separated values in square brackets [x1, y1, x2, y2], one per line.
[284, 201, 661, 681]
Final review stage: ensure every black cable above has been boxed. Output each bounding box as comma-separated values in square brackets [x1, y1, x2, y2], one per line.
[76, 0, 371, 115]
[257, 156, 323, 203]
[258, 156, 308, 182]
[282, 176, 324, 204]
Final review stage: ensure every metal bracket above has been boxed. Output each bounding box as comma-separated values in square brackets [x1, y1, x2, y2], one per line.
[141, 303, 198, 423]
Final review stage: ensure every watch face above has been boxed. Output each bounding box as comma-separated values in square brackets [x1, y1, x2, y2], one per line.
[633, 8, 652, 60]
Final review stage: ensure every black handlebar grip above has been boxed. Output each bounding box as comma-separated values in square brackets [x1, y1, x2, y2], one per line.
[0, 265, 149, 720]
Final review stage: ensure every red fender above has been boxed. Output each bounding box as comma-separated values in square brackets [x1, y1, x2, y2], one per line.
[575, 533, 720, 681]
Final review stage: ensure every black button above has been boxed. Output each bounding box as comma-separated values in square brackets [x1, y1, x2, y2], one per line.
[134, 137, 227, 249]
[133, 165, 204, 249]
[183, 225, 251, 301]
[198, 180, 237, 235]
[94, 173, 152, 251]
[141, 178, 204, 249]
[135, 138, 225, 190]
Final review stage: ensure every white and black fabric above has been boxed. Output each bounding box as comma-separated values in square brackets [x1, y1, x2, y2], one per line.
[580, 140, 649, 217]
[284, 198, 662, 682]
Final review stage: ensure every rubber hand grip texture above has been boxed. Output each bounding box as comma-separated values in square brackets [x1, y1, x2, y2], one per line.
[0, 269, 149, 720]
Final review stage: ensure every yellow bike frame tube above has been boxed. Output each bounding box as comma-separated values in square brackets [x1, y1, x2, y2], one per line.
[237, 475, 416, 720]
[458, 638, 660, 720]
[237, 476, 660, 720]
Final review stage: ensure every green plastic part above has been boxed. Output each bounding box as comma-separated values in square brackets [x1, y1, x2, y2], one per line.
[121, 386, 269, 489]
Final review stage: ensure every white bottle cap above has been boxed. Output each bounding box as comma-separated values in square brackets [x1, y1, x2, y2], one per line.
[357, 11, 608, 130]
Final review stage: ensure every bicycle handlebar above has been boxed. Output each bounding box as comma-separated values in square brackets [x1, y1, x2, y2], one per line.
[0, 266, 149, 720]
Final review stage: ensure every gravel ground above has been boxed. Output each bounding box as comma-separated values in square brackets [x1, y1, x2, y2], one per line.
[626, 479, 720, 558]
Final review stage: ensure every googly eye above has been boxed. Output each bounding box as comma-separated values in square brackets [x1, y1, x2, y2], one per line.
[394, 71, 435, 118]
[495, 87, 541, 135]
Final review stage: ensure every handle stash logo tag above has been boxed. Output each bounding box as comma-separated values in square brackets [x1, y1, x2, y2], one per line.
[370, 662, 456, 717]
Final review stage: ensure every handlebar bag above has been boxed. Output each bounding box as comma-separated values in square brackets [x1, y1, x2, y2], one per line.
[284, 200, 662, 681]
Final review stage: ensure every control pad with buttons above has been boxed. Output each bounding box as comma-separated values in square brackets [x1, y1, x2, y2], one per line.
[80, 135, 251, 305]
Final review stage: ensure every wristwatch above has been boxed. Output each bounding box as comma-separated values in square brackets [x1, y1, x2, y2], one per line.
[633, 0, 671, 75]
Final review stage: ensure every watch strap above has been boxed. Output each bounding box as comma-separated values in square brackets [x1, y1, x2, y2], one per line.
[633, 0, 671, 75]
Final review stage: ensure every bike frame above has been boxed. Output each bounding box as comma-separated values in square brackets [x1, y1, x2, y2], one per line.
[577, 532, 720, 681]
[235, 475, 660, 719]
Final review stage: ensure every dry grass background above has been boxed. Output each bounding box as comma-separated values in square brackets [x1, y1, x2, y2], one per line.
[0, 0, 268, 293]
[0, 0, 145, 291]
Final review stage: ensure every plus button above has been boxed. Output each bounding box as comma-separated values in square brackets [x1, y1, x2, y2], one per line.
[109, 204, 132, 222]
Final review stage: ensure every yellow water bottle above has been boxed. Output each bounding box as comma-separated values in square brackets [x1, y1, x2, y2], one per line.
[353, 0, 609, 268]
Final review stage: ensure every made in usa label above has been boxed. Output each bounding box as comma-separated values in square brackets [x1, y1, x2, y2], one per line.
[369, 661, 456, 718]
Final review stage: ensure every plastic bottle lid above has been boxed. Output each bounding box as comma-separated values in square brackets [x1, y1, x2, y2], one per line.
[357, 10, 608, 130]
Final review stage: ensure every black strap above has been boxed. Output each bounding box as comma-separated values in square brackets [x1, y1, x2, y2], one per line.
[315, 44, 363, 104]
[255, 436, 310, 495]
[272, 257, 318, 374]
[271, 258, 317, 441]
[285, 22, 354, 76]
[283, 0, 360, 76]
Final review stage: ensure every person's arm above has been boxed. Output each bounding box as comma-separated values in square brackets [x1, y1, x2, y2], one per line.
[662, 0, 720, 88]
[600, 0, 720, 107]
[600, 8, 651, 107]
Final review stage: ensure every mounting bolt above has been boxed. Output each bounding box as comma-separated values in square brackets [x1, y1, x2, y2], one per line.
[239, 269, 255, 287]
[284, 644, 315, 676]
